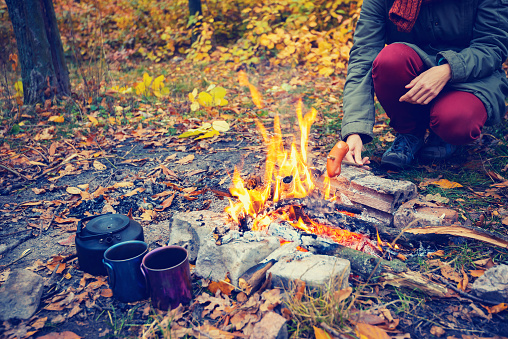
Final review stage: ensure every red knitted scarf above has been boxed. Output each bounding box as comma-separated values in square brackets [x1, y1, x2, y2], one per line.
[389, 0, 432, 33]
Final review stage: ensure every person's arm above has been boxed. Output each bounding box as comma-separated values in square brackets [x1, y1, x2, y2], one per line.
[341, 0, 386, 164]
[437, 0, 508, 83]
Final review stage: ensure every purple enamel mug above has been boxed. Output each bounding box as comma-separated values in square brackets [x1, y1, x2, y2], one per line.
[103, 240, 148, 303]
[141, 245, 192, 310]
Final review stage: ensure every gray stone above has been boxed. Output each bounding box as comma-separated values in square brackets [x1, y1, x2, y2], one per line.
[268, 254, 350, 290]
[393, 198, 458, 229]
[472, 264, 508, 303]
[168, 211, 225, 263]
[250, 311, 288, 339]
[0, 269, 44, 321]
[195, 235, 280, 286]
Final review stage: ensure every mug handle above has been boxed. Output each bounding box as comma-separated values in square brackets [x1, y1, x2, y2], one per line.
[103, 260, 115, 289]
[140, 264, 149, 295]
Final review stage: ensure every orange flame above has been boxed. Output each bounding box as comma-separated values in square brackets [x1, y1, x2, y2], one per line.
[226, 78, 383, 254]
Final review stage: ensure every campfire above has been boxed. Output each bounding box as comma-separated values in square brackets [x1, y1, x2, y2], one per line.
[223, 79, 395, 258]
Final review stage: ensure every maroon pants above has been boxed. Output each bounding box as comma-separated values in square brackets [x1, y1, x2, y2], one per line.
[372, 43, 487, 145]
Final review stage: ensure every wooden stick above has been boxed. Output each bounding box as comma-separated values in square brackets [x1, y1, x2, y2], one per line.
[404, 225, 508, 249]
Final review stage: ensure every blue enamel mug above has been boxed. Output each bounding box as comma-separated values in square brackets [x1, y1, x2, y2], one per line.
[103, 240, 149, 303]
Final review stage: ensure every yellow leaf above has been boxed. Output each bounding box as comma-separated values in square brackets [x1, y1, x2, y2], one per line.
[108, 116, 116, 125]
[313, 326, 332, 339]
[483, 303, 508, 314]
[195, 129, 220, 140]
[93, 160, 106, 171]
[355, 323, 390, 339]
[142, 73, 152, 87]
[178, 128, 205, 139]
[151, 75, 164, 91]
[188, 88, 198, 102]
[318, 67, 335, 77]
[48, 115, 65, 123]
[430, 179, 463, 189]
[66, 187, 82, 195]
[197, 92, 214, 107]
[212, 121, 230, 132]
[87, 115, 99, 126]
[14, 80, 23, 97]
[190, 101, 200, 111]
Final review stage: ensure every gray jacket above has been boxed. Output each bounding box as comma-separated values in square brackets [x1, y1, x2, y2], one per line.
[341, 0, 508, 143]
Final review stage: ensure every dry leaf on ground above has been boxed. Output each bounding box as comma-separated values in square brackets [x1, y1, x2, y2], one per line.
[430, 179, 463, 189]
[355, 322, 390, 339]
[429, 325, 445, 337]
[176, 154, 194, 165]
[313, 326, 332, 339]
[38, 331, 81, 339]
[93, 160, 106, 171]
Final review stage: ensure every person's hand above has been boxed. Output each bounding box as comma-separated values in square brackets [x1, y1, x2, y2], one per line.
[399, 64, 451, 105]
[345, 134, 370, 166]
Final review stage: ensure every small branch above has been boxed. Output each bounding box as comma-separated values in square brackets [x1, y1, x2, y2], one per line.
[0, 163, 31, 181]
[432, 274, 499, 306]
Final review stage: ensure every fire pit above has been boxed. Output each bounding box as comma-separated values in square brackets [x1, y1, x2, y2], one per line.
[168, 98, 417, 293]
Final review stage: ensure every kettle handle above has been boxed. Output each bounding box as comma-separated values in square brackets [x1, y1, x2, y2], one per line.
[140, 264, 149, 295]
[103, 260, 115, 289]
[77, 214, 102, 235]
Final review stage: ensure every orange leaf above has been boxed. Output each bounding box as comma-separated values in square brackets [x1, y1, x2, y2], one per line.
[355, 323, 390, 339]
[208, 280, 235, 296]
[313, 326, 332, 339]
[469, 269, 485, 277]
[38, 331, 81, 339]
[155, 193, 175, 212]
[430, 179, 463, 189]
[100, 289, 113, 297]
[482, 303, 508, 314]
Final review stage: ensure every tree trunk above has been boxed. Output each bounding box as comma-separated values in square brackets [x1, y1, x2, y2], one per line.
[188, 0, 202, 44]
[188, 0, 202, 17]
[5, 0, 70, 105]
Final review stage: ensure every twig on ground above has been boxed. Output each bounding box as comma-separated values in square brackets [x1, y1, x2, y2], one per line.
[431, 274, 499, 306]
[321, 323, 351, 339]
[0, 232, 33, 257]
[0, 163, 31, 181]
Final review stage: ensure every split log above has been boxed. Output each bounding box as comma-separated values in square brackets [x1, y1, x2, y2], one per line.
[238, 259, 276, 295]
[404, 224, 508, 249]
[380, 271, 448, 298]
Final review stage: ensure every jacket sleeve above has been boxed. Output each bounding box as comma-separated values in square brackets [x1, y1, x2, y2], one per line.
[341, 0, 387, 143]
[437, 0, 508, 83]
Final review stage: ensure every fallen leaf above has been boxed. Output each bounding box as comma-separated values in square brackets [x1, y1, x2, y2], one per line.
[334, 286, 352, 303]
[260, 288, 282, 312]
[66, 187, 82, 195]
[58, 234, 76, 246]
[482, 303, 508, 314]
[48, 115, 65, 123]
[430, 179, 463, 189]
[31, 316, 48, 330]
[182, 187, 196, 193]
[113, 182, 134, 188]
[314, 326, 332, 339]
[212, 120, 230, 132]
[77, 184, 89, 190]
[469, 269, 485, 277]
[154, 193, 175, 212]
[100, 289, 113, 297]
[427, 250, 445, 258]
[208, 280, 235, 296]
[121, 187, 145, 198]
[355, 323, 390, 339]
[141, 209, 157, 221]
[93, 160, 106, 171]
[502, 216, 508, 227]
[457, 267, 469, 291]
[49, 142, 57, 156]
[32, 187, 46, 194]
[176, 154, 194, 165]
[430, 325, 445, 337]
[440, 264, 462, 283]
[38, 331, 81, 339]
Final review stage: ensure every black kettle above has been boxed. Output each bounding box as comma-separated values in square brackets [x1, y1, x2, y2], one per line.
[75, 214, 144, 276]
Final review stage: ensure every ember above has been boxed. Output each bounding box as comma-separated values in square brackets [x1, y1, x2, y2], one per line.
[225, 84, 388, 256]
